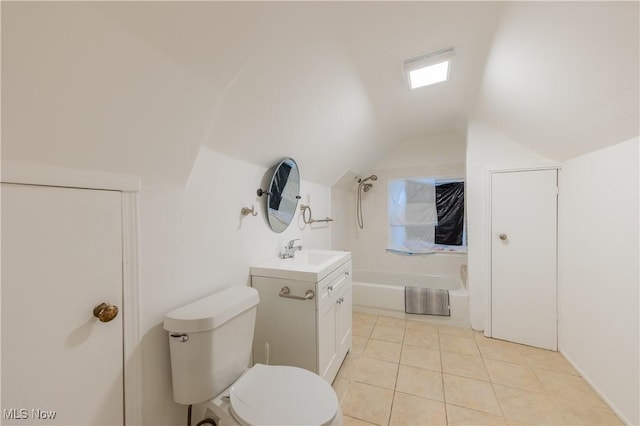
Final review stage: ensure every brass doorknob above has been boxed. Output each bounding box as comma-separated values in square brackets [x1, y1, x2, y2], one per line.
[93, 303, 119, 323]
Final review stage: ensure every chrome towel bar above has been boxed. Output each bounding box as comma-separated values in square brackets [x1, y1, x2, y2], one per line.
[279, 286, 315, 301]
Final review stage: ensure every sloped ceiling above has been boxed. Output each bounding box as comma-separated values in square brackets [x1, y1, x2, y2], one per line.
[2, 2, 638, 185]
[475, 2, 639, 160]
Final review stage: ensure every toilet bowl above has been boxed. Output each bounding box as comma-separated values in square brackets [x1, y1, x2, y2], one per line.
[164, 286, 341, 426]
[204, 364, 341, 426]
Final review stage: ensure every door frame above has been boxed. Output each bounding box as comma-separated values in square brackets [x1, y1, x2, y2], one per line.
[485, 165, 561, 340]
[1, 161, 142, 425]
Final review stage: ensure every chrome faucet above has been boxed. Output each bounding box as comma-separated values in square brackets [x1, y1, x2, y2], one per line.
[280, 239, 303, 259]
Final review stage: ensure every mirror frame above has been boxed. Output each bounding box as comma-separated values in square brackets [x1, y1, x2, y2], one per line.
[265, 157, 300, 233]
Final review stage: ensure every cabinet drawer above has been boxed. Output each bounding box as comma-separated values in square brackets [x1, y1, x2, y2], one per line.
[317, 261, 351, 310]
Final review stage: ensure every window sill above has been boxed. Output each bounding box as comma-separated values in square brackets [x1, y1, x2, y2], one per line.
[433, 246, 467, 254]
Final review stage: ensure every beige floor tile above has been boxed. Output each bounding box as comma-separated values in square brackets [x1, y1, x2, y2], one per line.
[437, 324, 474, 338]
[554, 397, 623, 425]
[353, 357, 399, 390]
[473, 330, 486, 339]
[518, 346, 578, 375]
[476, 337, 527, 365]
[376, 315, 406, 328]
[338, 353, 361, 379]
[371, 324, 405, 343]
[332, 377, 351, 402]
[441, 351, 490, 381]
[341, 382, 394, 426]
[403, 328, 439, 349]
[353, 318, 375, 338]
[439, 335, 480, 357]
[443, 374, 502, 416]
[363, 339, 402, 363]
[344, 314, 618, 426]
[533, 368, 607, 407]
[390, 392, 446, 426]
[400, 344, 441, 372]
[343, 415, 378, 426]
[406, 319, 440, 332]
[505, 418, 531, 425]
[353, 311, 378, 324]
[484, 359, 546, 394]
[396, 365, 444, 402]
[351, 336, 368, 356]
[492, 383, 567, 425]
[446, 404, 507, 425]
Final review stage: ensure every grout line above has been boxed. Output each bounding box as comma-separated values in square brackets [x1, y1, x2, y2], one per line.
[386, 316, 405, 426]
[478, 344, 508, 421]
[437, 329, 450, 425]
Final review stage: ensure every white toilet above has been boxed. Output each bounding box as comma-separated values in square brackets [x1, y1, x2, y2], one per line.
[164, 286, 342, 426]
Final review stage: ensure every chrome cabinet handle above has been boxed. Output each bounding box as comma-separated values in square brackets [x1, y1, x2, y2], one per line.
[328, 285, 334, 292]
[337, 297, 345, 304]
[499, 233, 508, 241]
[279, 286, 315, 301]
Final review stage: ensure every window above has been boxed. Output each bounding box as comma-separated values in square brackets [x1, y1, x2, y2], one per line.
[388, 177, 465, 254]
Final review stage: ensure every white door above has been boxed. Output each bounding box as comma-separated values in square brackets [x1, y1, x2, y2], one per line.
[491, 169, 558, 350]
[1, 184, 124, 425]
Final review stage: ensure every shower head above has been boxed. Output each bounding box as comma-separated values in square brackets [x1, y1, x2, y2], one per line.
[358, 174, 378, 184]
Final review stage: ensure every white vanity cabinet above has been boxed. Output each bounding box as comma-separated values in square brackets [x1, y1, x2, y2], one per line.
[250, 250, 352, 384]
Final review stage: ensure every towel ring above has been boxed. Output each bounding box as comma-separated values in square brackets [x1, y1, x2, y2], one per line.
[300, 204, 333, 224]
[301, 204, 313, 224]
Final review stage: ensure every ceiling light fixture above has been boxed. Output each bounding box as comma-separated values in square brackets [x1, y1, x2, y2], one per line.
[404, 48, 455, 89]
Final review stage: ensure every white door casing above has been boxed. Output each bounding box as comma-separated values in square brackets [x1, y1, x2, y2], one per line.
[490, 169, 558, 350]
[1, 184, 124, 425]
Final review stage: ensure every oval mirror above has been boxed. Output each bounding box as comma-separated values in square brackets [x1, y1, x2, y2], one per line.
[265, 158, 300, 233]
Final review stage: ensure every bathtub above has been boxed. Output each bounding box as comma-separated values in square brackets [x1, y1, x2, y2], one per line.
[352, 269, 470, 328]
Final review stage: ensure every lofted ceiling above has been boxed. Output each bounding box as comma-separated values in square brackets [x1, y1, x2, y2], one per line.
[2, 2, 638, 185]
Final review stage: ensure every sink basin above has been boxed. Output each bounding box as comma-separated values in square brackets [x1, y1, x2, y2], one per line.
[291, 251, 336, 266]
[251, 249, 351, 282]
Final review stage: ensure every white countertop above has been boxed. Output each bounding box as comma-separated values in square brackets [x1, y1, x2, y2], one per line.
[250, 249, 351, 282]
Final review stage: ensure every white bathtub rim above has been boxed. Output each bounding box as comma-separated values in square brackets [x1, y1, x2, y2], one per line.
[352, 280, 467, 297]
[352, 269, 462, 284]
[351, 269, 467, 297]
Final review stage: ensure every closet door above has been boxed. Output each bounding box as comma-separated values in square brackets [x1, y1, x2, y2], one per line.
[491, 169, 558, 350]
[2, 184, 124, 425]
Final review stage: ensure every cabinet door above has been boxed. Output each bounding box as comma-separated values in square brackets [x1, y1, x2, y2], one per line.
[318, 300, 337, 382]
[337, 286, 353, 358]
[252, 278, 317, 371]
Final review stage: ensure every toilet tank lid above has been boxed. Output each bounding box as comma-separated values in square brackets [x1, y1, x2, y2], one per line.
[163, 287, 259, 333]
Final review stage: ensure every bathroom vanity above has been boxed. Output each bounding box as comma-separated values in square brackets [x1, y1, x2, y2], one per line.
[251, 250, 352, 384]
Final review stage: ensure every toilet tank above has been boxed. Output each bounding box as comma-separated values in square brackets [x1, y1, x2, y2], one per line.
[163, 286, 260, 405]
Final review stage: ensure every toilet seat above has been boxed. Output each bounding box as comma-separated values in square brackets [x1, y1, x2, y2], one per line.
[229, 364, 338, 426]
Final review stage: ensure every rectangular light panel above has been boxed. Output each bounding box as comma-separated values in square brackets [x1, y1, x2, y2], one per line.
[408, 60, 450, 89]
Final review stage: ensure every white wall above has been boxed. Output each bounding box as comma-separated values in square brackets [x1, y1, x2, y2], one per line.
[465, 121, 556, 330]
[138, 147, 332, 425]
[335, 133, 468, 278]
[558, 138, 639, 425]
[331, 187, 353, 252]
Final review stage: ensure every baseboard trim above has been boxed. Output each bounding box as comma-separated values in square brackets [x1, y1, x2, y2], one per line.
[559, 349, 632, 426]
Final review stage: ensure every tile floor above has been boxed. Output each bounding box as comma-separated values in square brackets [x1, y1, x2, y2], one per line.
[332, 311, 622, 426]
